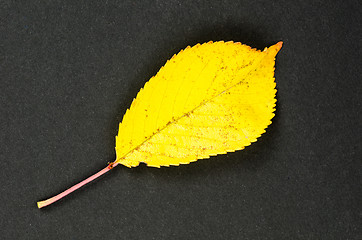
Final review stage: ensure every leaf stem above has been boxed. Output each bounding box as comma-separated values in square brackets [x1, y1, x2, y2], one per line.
[37, 162, 118, 208]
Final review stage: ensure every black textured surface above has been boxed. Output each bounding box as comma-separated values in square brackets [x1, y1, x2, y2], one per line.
[1, 1, 361, 239]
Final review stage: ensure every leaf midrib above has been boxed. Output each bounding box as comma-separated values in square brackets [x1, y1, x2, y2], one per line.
[117, 50, 269, 163]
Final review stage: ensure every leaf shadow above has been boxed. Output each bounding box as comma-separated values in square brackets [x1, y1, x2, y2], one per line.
[108, 24, 282, 181]
[147, 94, 281, 182]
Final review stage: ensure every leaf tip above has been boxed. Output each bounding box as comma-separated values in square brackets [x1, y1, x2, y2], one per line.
[265, 41, 283, 56]
[276, 41, 283, 50]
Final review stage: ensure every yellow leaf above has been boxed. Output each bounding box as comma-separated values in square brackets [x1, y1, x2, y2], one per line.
[37, 40, 283, 208]
[115, 41, 282, 168]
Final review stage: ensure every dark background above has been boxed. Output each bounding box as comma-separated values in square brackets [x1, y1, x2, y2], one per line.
[1, 0, 361, 239]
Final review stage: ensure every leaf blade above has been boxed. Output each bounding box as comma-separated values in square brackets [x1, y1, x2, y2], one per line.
[116, 41, 282, 167]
